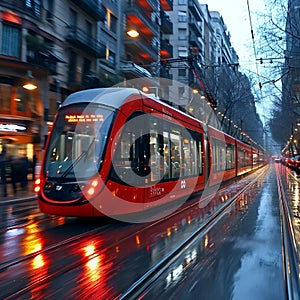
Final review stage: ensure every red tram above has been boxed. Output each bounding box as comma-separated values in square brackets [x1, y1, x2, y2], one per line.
[35, 88, 266, 218]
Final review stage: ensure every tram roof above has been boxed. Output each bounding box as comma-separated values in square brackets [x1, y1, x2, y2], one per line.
[60, 88, 141, 109]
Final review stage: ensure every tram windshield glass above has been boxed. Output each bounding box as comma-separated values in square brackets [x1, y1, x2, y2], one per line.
[44, 104, 115, 179]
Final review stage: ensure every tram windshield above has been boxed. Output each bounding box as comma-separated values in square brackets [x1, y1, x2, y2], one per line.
[44, 104, 115, 179]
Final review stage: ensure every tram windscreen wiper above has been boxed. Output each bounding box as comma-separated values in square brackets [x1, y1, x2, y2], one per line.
[60, 138, 96, 179]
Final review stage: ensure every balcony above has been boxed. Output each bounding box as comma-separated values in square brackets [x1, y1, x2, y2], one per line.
[189, 19, 202, 38]
[126, 2, 159, 37]
[161, 12, 173, 34]
[26, 50, 66, 75]
[66, 26, 106, 58]
[160, 0, 173, 11]
[160, 39, 173, 58]
[189, 33, 203, 53]
[188, 0, 202, 21]
[68, 69, 100, 89]
[124, 35, 159, 62]
[70, 0, 106, 21]
[1, 0, 42, 20]
[120, 62, 152, 78]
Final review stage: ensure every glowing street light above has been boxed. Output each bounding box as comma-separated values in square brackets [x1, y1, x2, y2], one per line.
[22, 70, 37, 90]
[23, 82, 37, 90]
[126, 29, 139, 38]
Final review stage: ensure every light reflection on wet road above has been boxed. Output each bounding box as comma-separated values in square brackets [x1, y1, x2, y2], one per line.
[278, 163, 300, 265]
[0, 165, 289, 299]
[143, 165, 285, 300]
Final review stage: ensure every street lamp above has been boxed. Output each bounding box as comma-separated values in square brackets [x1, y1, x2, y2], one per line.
[22, 70, 37, 90]
[142, 86, 159, 97]
[126, 29, 139, 38]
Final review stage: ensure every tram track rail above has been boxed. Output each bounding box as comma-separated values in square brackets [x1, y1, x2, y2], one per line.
[0, 167, 267, 299]
[276, 165, 300, 299]
[0, 198, 58, 233]
[118, 167, 268, 299]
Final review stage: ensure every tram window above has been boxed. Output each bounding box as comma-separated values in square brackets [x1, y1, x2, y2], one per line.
[163, 131, 170, 179]
[110, 112, 148, 185]
[198, 139, 203, 175]
[182, 138, 190, 176]
[225, 143, 235, 170]
[245, 152, 252, 166]
[238, 147, 245, 168]
[190, 131, 203, 175]
[170, 132, 181, 178]
[181, 136, 199, 176]
[238, 147, 252, 168]
[149, 126, 164, 182]
[212, 138, 226, 172]
[253, 152, 258, 166]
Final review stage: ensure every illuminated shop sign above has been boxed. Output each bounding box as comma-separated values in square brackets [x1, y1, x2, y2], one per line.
[0, 124, 26, 132]
[65, 114, 104, 123]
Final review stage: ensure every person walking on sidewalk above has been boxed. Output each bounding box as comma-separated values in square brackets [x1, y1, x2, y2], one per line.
[0, 147, 8, 197]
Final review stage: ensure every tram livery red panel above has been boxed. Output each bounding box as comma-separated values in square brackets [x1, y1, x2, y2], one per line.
[34, 88, 266, 217]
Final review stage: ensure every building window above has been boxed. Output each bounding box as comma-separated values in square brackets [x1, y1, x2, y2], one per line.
[178, 11, 187, 22]
[68, 51, 78, 84]
[178, 28, 187, 40]
[85, 20, 92, 36]
[110, 14, 117, 33]
[82, 58, 91, 79]
[0, 84, 11, 111]
[48, 89, 62, 120]
[25, 0, 41, 17]
[45, 0, 54, 21]
[178, 69, 186, 77]
[178, 0, 187, 4]
[104, 11, 117, 34]
[178, 46, 188, 57]
[106, 49, 115, 64]
[15, 87, 28, 113]
[1, 23, 21, 58]
[70, 8, 77, 28]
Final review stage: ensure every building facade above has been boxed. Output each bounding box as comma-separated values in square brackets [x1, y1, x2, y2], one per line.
[0, 0, 264, 161]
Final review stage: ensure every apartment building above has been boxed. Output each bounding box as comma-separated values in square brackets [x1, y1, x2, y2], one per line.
[0, 0, 106, 159]
[121, 0, 173, 94]
[0, 0, 253, 160]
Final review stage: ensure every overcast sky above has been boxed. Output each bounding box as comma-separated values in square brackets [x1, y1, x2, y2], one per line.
[205, 0, 265, 67]
[204, 0, 270, 124]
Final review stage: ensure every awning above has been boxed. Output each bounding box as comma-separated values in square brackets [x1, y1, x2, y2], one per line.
[39, 50, 66, 63]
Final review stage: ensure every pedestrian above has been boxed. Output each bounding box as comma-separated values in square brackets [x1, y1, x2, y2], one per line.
[0, 147, 8, 197]
[11, 156, 20, 195]
[20, 155, 29, 189]
[32, 154, 37, 181]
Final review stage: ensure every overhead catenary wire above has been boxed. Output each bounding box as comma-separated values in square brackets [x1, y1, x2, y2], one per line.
[246, 0, 262, 88]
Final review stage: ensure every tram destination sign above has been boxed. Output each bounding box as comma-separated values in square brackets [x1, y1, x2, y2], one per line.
[65, 113, 104, 123]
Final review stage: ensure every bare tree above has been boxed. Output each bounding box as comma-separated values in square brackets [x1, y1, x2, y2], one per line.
[251, 0, 300, 146]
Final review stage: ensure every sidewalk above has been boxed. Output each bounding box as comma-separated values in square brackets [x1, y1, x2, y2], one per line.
[0, 180, 36, 203]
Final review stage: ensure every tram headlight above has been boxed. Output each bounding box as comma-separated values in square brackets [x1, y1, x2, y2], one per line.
[84, 178, 100, 199]
[34, 178, 41, 193]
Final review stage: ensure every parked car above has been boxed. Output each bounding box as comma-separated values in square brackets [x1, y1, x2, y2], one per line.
[285, 156, 294, 168]
[274, 157, 281, 163]
[292, 154, 300, 174]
